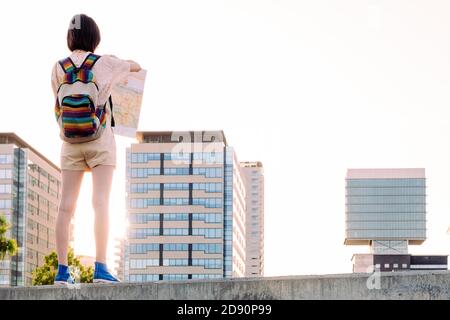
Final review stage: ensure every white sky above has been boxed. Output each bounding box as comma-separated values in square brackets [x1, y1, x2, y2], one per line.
[1, 0, 450, 276]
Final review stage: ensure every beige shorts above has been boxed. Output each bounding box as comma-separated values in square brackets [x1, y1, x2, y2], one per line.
[60, 128, 116, 171]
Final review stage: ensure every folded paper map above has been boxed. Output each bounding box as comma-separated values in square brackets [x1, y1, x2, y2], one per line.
[111, 69, 147, 138]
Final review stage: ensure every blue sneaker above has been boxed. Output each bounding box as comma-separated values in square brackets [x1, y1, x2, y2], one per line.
[93, 262, 120, 283]
[54, 264, 75, 286]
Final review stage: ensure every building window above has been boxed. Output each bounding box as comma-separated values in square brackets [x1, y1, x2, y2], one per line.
[192, 243, 222, 254]
[130, 198, 161, 208]
[192, 183, 223, 193]
[129, 274, 159, 282]
[164, 259, 189, 267]
[130, 183, 160, 193]
[192, 228, 222, 238]
[0, 154, 13, 164]
[163, 243, 189, 251]
[163, 228, 189, 236]
[128, 228, 226, 238]
[164, 183, 189, 191]
[129, 228, 160, 239]
[131, 168, 161, 178]
[402, 264, 408, 269]
[164, 153, 190, 162]
[0, 184, 12, 194]
[192, 274, 222, 280]
[192, 259, 222, 269]
[393, 264, 398, 269]
[164, 213, 189, 221]
[164, 168, 190, 176]
[131, 153, 161, 163]
[162, 274, 189, 280]
[163, 198, 189, 206]
[192, 153, 224, 164]
[192, 198, 222, 208]
[0, 169, 12, 179]
[384, 264, 389, 268]
[129, 259, 159, 269]
[129, 213, 160, 223]
[129, 243, 160, 253]
[0, 199, 12, 209]
[135, 243, 222, 254]
[192, 213, 222, 223]
[192, 167, 223, 178]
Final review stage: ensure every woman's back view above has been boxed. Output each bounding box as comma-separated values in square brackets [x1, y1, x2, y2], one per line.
[51, 14, 141, 285]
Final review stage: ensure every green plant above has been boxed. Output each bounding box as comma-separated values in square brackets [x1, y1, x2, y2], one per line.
[32, 248, 93, 285]
[0, 215, 17, 260]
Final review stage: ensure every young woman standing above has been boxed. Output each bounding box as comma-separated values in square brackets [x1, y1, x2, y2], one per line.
[51, 14, 141, 284]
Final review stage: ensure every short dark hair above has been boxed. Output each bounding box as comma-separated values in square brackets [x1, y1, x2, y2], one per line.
[67, 14, 101, 52]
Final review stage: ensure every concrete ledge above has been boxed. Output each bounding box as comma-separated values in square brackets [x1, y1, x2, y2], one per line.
[1, 271, 450, 300]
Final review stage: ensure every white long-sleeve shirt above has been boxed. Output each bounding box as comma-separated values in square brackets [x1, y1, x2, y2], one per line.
[51, 50, 131, 169]
[51, 49, 131, 107]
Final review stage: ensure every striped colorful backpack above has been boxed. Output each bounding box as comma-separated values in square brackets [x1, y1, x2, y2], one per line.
[55, 53, 113, 143]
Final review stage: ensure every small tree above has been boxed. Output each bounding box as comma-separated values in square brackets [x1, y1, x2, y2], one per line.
[0, 215, 17, 260]
[32, 248, 93, 285]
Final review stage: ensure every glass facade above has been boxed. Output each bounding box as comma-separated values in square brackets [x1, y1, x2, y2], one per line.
[345, 175, 427, 251]
[131, 153, 161, 163]
[130, 183, 160, 193]
[131, 168, 160, 178]
[130, 197, 223, 208]
[0, 141, 61, 287]
[0, 153, 13, 286]
[124, 133, 246, 283]
[129, 273, 222, 281]
[129, 213, 222, 224]
[129, 183, 222, 193]
[126, 142, 228, 278]
[129, 243, 222, 254]
[10, 148, 27, 286]
[223, 147, 233, 278]
[129, 152, 226, 164]
[129, 228, 223, 239]
[129, 258, 222, 269]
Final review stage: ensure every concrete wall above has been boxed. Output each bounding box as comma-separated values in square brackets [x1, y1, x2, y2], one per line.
[1, 271, 450, 300]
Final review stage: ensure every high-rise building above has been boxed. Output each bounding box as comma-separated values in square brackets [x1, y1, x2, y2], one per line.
[113, 237, 125, 280]
[345, 168, 432, 272]
[240, 161, 264, 277]
[0, 133, 62, 286]
[345, 168, 426, 254]
[124, 131, 246, 281]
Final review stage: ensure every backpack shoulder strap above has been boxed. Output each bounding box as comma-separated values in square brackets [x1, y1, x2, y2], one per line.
[80, 53, 101, 70]
[109, 95, 115, 127]
[58, 57, 77, 74]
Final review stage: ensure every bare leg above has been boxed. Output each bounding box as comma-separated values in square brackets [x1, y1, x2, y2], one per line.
[56, 170, 84, 266]
[91, 165, 114, 264]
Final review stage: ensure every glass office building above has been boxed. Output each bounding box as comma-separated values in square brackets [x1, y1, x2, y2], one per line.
[0, 133, 62, 286]
[124, 131, 246, 281]
[345, 168, 426, 255]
